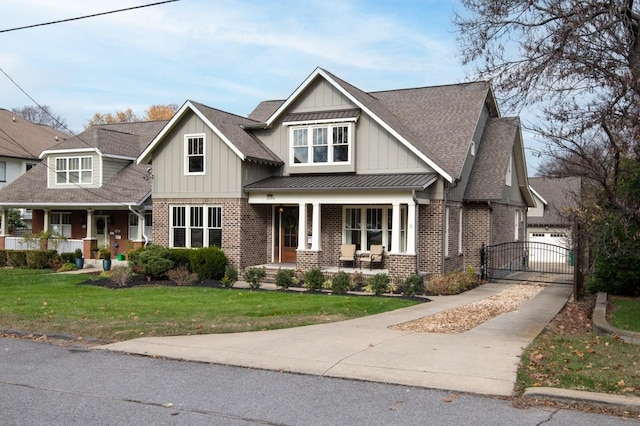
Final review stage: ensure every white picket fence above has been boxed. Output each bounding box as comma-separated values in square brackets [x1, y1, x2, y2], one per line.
[4, 237, 83, 254]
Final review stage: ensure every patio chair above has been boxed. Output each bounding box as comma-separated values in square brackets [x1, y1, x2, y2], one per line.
[337, 244, 357, 268]
[360, 244, 383, 270]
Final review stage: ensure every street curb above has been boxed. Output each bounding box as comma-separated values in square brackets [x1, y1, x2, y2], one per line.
[523, 387, 640, 411]
[593, 292, 640, 344]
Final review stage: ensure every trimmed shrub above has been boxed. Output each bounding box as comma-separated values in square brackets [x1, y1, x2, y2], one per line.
[304, 268, 325, 292]
[275, 269, 296, 290]
[129, 245, 174, 282]
[243, 266, 266, 290]
[190, 246, 228, 280]
[401, 274, 425, 297]
[60, 252, 75, 264]
[109, 266, 132, 288]
[7, 251, 27, 268]
[331, 271, 351, 295]
[26, 250, 57, 269]
[167, 265, 199, 286]
[365, 273, 390, 296]
[221, 264, 238, 288]
[168, 248, 192, 270]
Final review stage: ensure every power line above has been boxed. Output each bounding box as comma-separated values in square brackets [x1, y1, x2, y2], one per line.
[0, 0, 181, 34]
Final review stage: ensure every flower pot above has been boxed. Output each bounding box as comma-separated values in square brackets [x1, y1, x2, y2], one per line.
[74, 258, 84, 270]
[102, 259, 112, 271]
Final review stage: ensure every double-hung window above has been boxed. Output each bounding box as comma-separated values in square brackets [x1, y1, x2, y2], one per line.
[50, 212, 71, 237]
[185, 134, 205, 175]
[55, 156, 92, 184]
[345, 206, 406, 252]
[290, 123, 351, 166]
[170, 205, 222, 248]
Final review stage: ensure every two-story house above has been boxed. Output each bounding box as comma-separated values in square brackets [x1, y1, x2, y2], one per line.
[0, 108, 68, 231]
[137, 68, 534, 279]
[0, 120, 166, 257]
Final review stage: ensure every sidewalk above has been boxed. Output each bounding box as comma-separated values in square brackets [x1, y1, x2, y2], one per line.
[99, 282, 572, 397]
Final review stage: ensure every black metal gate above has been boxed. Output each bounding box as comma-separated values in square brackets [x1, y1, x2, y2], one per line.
[481, 241, 574, 284]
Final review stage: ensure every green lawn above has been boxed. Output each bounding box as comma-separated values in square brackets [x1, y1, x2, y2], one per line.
[0, 269, 418, 343]
[609, 297, 640, 332]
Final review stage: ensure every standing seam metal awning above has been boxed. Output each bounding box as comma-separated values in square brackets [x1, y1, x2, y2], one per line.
[244, 173, 438, 193]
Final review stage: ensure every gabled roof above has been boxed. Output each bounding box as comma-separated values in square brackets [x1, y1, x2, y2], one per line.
[464, 117, 535, 206]
[138, 100, 282, 165]
[250, 67, 499, 182]
[0, 162, 151, 208]
[41, 120, 167, 159]
[0, 108, 67, 159]
[528, 177, 581, 226]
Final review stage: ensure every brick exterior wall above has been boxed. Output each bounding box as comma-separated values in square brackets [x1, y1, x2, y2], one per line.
[417, 201, 443, 275]
[386, 253, 418, 280]
[462, 203, 491, 273]
[443, 202, 464, 274]
[153, 198, 269, 270]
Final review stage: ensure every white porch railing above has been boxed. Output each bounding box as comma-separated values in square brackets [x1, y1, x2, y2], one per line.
[4, 237, 84, 254]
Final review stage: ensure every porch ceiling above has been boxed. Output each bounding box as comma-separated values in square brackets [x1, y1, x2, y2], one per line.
[244, 173, 438, 193]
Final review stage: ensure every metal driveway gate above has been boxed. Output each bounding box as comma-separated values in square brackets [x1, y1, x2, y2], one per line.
[481, 241, 574, 284]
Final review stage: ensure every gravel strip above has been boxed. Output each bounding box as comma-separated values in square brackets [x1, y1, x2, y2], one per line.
[390, 284, 545, 334]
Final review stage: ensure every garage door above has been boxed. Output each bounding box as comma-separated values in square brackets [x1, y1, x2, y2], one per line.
[528, 232, 568, 263]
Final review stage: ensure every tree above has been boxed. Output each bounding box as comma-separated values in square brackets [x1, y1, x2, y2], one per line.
[85, 104, 178, 128]
[12, 105, 67, 133]
[455, 1, 640, 294]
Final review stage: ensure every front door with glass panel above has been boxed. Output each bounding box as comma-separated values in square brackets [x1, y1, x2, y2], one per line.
[95, 215, 109, 248]
[275, 206, 298, 263]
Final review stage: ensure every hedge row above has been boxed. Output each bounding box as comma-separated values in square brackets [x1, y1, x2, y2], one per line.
[128, 245, 228, 281]
[0, 250, 58, 269]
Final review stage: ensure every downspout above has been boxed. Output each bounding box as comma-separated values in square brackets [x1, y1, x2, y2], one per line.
[128, 205, 149, 246]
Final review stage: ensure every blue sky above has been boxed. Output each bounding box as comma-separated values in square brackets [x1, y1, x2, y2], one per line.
[1, 0, 543, 173]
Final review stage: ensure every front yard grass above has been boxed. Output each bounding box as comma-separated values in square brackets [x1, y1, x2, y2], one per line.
[609, 296, 640, 332]
[0, 269, 418, 343]
[517, 295, 640, 399]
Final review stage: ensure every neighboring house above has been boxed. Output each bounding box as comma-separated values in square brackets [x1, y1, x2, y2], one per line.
[137, 68, 535, 279]
[0, 108, 68, 230]
[527, 176, 581, 254]
[0, 121, 166, 257]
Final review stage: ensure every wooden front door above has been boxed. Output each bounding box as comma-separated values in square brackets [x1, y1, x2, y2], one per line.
[275, 206, 298, 263]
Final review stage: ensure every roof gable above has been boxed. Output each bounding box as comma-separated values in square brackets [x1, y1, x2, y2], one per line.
[528, 176, 581, 225]
[138, 100, 281, 165]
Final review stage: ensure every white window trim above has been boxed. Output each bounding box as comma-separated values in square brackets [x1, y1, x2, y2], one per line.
[505, 154, 513, 186]
[458, 208, 463, 255]
[470, 140, 476, 156]
[128, 212, 153, 241]
[169, 204, 222, 248]
[184, 134, 206, 176]
[50, 212, 72, 238]
[54, 156, 93, 185]
[0, 161, 5, 182]
[444, 207, 450, 258]
[289, 122, 353, 167]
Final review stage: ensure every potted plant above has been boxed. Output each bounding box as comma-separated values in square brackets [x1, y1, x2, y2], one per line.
[74, 248, 84, 270]
[99, 246, 112, 271]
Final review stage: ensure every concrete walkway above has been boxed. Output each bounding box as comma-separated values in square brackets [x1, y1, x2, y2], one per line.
[99, 282, 572, 397]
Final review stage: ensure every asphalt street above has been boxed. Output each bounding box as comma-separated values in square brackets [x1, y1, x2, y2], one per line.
[1, 337, 637, 425]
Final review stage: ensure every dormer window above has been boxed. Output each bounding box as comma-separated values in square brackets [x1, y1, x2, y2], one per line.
[290, 123, 352, 166]
[55, 156, 92, 184]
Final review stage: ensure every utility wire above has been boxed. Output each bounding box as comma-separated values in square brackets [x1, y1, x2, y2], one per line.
[0, 0, 181, 33]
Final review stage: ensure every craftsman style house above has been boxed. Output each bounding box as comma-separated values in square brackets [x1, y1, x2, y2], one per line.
[0, 121, 166, 258]
[137, 68, 534, 279]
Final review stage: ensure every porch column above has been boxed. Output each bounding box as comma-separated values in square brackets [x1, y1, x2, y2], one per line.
[0, 209, 7, 236]
[86, 209, 94, 239]
[43, 209, 50, 233]
[391, 202, 401, 254]
[311, 202, 321, 251]
[297, 203, 307, 251]
[407, 201, 417, 255]
[137, 212, 145, 242]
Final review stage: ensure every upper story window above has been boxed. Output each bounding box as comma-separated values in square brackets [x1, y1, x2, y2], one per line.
[0, 161, 6, 182]
[55, 156, 92, 184]
[505, 154, 513, 186]
[185, 134, 205, 175]
[290, 123, 351, 166]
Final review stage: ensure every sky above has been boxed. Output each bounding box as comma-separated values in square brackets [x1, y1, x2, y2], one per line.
[0, 0, 543, 173]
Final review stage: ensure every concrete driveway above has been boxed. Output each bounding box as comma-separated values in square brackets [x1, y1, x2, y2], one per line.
[99, 282, 572, 397]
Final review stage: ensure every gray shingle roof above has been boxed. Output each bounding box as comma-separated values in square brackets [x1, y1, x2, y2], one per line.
[248, 100, 283, 122]
[528, 177, 581, 226]
[464, 117, 519, 201]
[0, 162, 150, 207]
[245, 173, 437, 192]
[0, 108, 67, 159]
[189, 101, 282, 164]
